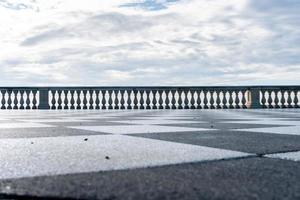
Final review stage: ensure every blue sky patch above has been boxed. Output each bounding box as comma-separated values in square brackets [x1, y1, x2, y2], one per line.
[120, 0, 180, 11]
[0, 0, 29, 10]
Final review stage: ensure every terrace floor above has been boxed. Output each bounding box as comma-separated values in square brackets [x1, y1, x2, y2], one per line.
[0, 109, 300, 200]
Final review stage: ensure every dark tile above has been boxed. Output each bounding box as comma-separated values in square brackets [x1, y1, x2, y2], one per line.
[0, 127, 109, 139]
[1, 158, 300, 200]
[130, 130, 300, 154]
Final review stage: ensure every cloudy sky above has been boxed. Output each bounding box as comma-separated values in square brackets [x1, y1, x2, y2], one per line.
[0, 0, 299, 86]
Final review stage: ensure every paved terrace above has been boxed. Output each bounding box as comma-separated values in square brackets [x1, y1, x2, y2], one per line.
[0, 109, 300, 200]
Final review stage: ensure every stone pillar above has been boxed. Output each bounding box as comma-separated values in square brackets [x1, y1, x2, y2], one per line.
[249, 87, 262, 109]
[39, 88, 50, 109]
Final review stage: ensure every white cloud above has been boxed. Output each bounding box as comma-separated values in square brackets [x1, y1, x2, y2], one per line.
[0, 0, 299, 86]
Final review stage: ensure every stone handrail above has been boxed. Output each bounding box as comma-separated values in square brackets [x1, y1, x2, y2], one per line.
[0, 86, 299, 110]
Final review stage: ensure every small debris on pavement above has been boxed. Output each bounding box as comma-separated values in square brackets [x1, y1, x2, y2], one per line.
[84, 138, 88, 141]
[105, 156, 110, 160]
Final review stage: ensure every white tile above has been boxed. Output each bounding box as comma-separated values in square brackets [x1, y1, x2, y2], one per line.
[69, 125, 212, 134]
[83, 115, 118, 118]
[252, 109, 300, 116]
[18, 118, 91, 123]
[266, 151, 300, 162]
[134, 116, 199, 120]
[62, 115, 117, 120]
[223, 119, 300, 126]
[235, 126, 300, 136]
[18, 119, 94, 123]
[0, 135, 250, 179]
[109, 120, 203, 125]
[0, 122, 54, 129]
[0, 118, 12, 121]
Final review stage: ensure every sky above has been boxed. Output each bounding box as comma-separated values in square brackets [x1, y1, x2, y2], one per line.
[0, 0, 299, 86]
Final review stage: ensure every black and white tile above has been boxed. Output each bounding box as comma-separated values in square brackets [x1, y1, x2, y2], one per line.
[0, 109, 300, 199]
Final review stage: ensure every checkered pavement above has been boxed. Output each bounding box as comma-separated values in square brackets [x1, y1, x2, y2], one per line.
[0, 109, 300, 199]
[1, 109, 300, 179]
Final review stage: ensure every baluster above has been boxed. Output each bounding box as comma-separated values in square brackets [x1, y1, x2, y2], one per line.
[95, 90, 100, 109]
[140, 90, 145, 109]
[152, 90, 158, 109]
[158, 90, 164, 109]
[165, 90, 170, 109]
[268, 90, 275, 108]
[57, 90, 63, 109]
[222, 91, 228, 109]
[50, 90, 56, 109]
[190, 90, 195, 109]
[268, 90, 274, 108]
[287, 90, 293, 108]
[76, 90, 82, 109]
[203, 90, 209, 109]
[209, 90, 214, 109]
[25, 90, 31, 109]
[228, 91, 234, 109]
[0, 90, 5, 109]
[70, 90, 75, 109]
[64, 90, 69, 109]
[126, 90, 132, 109]
[13, 90, 18, 109]
[261, 90, 267, 108]
[280, 90, 286, 108]
[6, 90, 12, 109]
[196, 90, 202, 109]
[216, 90, 221, 109]
[274, 90, 280, 108]
[294, 90, 299, 108]
[101, 90, 106, 109]
[235, 90, 240, 109]
[177, 90, 183, 109]
[108, 90, 113, 109]
[114, 90, 119, 109]
[19, 90, 25, 109]
[88, 90, 94, 109]
[32, 90, 38, 109]
[184, 90, 189, 109]
[81, 90, 87, 109]
[120, 90, 125, 109]
[241, 90, 247, 109]
[133, 90, 138, 109]
[144, 90, 150, 109]
[267, 90, 273, 108]
[171, 90, 176, 109]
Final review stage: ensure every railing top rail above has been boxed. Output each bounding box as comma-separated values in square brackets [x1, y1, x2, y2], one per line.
[0, 85, 299, 90]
